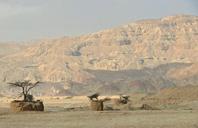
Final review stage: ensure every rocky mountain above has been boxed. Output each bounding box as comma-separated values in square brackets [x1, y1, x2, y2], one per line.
[0, 15, 197, 96]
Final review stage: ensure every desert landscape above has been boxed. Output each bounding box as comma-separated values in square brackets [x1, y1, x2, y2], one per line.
[0, 15, 198, 96]
[0, 94, 198, 128]
[0, 3, 198, 127]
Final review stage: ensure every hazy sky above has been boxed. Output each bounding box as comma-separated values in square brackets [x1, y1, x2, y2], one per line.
[0, 0, 197, 42]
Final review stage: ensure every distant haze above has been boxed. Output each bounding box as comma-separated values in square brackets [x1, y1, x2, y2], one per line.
[0, 0, 197, 42]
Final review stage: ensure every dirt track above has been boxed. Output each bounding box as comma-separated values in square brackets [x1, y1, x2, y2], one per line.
[0, 108, 198, 128]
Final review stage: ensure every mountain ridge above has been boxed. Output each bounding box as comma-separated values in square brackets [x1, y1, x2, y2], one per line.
[0, 15, 197, 96]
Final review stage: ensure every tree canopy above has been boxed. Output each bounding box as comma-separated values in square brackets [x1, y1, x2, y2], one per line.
[8, 80, 40, 101]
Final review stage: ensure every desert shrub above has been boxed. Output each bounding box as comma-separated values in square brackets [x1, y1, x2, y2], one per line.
[8, 80, 40, 102]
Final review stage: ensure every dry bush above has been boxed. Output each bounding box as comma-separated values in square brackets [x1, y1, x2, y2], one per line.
[111, 97, 129, 105]
[101, 97, 111, 102]
[140, 104, 160, 110]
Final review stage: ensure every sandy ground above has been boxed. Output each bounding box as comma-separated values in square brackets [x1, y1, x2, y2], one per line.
[0, 96, 198, 128]
[0, 109, 198, 128]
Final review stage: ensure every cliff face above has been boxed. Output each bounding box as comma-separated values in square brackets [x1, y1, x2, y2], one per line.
[0, 15, 198, 95]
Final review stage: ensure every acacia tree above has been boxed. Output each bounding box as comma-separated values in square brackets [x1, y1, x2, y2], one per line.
[8, 80, 40, 101]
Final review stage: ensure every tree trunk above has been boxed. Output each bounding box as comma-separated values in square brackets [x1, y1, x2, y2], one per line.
[23, 94, 27, 101]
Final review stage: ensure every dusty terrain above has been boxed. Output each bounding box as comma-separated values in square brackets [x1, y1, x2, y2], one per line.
[0, 89, 198, 128]
[1, 95, 198, 128]
[0, 109, 198, 128]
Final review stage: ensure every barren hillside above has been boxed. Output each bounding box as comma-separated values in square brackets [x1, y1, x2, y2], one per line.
[0, 15, 197, 96]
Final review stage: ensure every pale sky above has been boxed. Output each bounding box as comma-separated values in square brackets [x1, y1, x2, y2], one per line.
[0, 0, 197, 42]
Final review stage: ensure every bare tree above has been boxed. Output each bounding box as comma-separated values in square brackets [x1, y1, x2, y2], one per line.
[8, 80, 40, 101]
